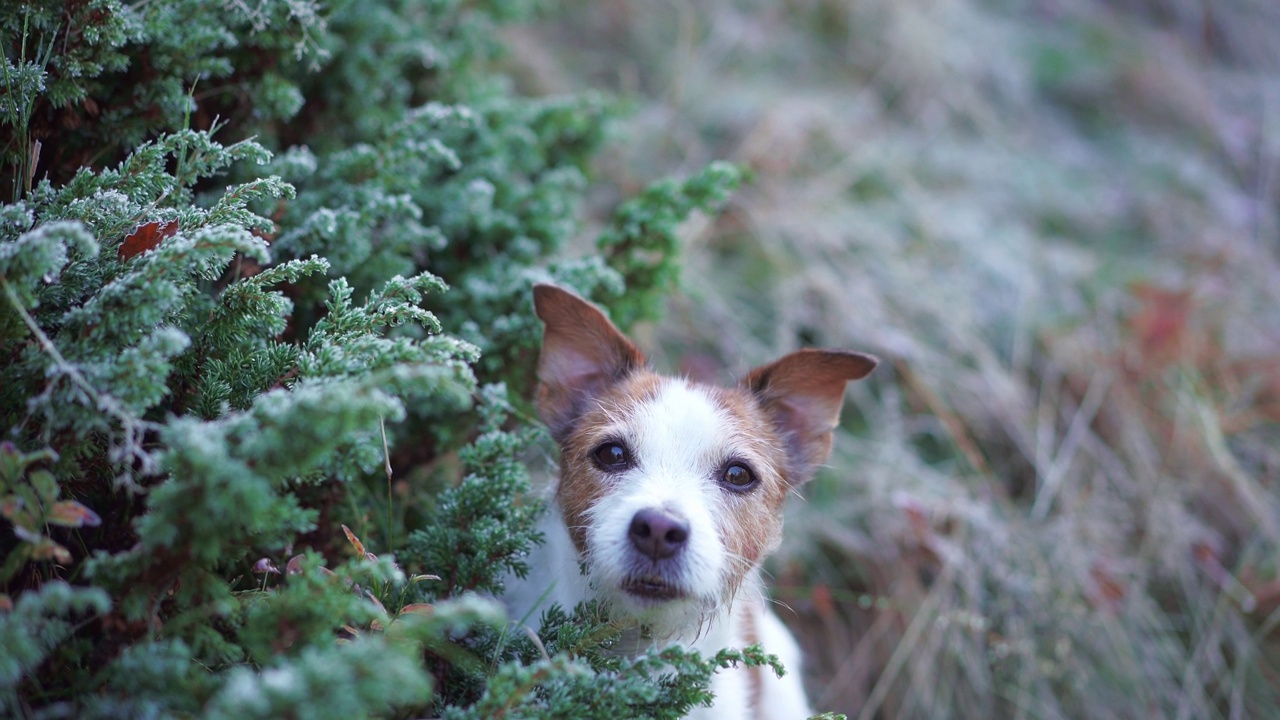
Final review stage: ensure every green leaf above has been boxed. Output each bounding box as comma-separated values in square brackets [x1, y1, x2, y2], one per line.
[27, 470, 57, 504]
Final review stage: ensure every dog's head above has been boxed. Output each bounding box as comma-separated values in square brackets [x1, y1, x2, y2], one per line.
[532, 284, 876, 635]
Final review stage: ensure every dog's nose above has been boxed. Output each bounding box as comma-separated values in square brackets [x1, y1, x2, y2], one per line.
[628, 508, 689, 560]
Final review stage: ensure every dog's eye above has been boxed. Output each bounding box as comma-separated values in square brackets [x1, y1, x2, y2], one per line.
[721, 463, 757, 491]
[592, 442, 631, 471]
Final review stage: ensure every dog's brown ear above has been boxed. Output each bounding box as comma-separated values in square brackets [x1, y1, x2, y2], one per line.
[743, 349, 878, 485]
[533, 284, 645, 442]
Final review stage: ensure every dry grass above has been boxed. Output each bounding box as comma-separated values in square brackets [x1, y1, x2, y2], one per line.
[506, 0, 1280, 716]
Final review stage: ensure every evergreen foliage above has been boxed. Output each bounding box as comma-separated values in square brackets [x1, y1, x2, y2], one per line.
[0, 1, 765, 718]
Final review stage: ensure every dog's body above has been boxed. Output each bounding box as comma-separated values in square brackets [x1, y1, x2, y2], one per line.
[505, 285, 876, 719]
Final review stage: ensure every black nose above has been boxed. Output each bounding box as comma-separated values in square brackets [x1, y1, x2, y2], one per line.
[628, 508, 689, 560]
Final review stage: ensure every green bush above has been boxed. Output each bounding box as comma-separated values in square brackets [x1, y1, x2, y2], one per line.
[0, 1, 762, 717]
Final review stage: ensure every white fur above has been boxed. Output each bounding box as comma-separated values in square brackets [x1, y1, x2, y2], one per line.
[585, 381, 729, 630]
[504, 379, 814, 719]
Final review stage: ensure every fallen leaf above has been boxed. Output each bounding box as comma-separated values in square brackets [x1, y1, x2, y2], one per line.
[399, 603, 435, 616]
[119, 219, 179, 261]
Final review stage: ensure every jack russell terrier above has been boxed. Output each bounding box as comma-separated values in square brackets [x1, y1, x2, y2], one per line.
[505, 284, 877, 719]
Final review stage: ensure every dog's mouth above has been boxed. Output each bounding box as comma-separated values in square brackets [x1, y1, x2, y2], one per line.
[621, 575, 688, 601]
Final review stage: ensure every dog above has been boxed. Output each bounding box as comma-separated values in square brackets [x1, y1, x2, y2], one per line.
[504, 284, 877, 719]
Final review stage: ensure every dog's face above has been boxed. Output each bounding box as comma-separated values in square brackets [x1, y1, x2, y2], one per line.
[532, 285, 876, 635]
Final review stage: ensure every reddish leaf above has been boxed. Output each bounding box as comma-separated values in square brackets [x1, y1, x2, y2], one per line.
[0, 495, 22, 520]
[1239, 567, 1280, 616]
[363, 589, 387, 615]
[0, 594, 12, 612]
[250, 226, 277, 244]
[812, 583, 835, 620]
[286, 554, 306, 575]
[398, 603, 435, 616]
[1192, 541, 1217, 565]
[1129, 283, 1193, 368]
[29, 538, 72, 564]
[47, 500, 101, 528]
[1089, 563, 1127, 609]
[118, 219, 179, 261]
[341, 524, 366, 556]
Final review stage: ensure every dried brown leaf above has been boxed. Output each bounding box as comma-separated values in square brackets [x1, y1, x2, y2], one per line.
[119, 220, 179, 261]
[341, 524, 366, 556]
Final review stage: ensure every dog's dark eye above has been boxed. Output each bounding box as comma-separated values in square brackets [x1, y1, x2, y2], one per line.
[721, 463, 757, 491]
[592, 442, 631, 471]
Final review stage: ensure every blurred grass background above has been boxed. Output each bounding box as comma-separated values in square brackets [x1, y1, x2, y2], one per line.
[502, 1, 1280, 717]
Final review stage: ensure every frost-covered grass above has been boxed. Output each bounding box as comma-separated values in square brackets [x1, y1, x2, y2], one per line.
[512, 0, 1280, 716]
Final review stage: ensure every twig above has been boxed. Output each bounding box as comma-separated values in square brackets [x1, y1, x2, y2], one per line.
[1, 275, 156, 488]
[381, 415, 393, 552]
[1031, 370, 1111, 521]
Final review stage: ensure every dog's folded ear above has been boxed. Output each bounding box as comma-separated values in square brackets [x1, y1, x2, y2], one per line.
[743, 349, 878, 485]
[533, 284, 646, 442]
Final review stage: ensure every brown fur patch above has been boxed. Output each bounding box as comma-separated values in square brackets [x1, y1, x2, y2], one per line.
[555, 371, 666, 555]
[704, 385, 791, 588]
[742, 348, 877, 485]
[533, 284, 645, 443]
